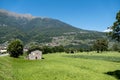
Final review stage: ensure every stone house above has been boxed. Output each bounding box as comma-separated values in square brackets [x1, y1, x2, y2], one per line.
[27, 50, 42, 60]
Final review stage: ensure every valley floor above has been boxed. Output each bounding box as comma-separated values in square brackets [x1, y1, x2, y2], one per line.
[0, 51, 120, 80]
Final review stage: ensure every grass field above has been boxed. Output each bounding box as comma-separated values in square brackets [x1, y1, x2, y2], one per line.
[0, 51, 120, 80]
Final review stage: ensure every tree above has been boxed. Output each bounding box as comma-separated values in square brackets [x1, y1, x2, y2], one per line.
[52, 45, 64, 53]
[27, 45, 42, 54]
[111, 42, 120, 51]
[110, 11, 120, 42]
[93, 39, 108, 53]
[7, 39, 23, 58]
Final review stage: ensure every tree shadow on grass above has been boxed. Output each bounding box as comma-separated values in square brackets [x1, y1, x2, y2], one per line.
[105, 70, 120, 79]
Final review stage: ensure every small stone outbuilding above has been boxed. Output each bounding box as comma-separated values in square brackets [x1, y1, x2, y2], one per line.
[27, 50, 42, 60]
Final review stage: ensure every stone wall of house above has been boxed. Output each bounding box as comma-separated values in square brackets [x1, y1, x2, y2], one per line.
[28, 50, 42, 60]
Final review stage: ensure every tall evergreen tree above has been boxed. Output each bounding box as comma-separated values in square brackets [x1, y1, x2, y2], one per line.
[110, 11, 120, 42]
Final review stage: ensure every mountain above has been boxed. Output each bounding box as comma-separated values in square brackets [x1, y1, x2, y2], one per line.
[0, 9, 106, 49]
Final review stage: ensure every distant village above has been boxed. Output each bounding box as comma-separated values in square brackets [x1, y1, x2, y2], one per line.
[0, 42, 7, 54]
[0, 42, 28, 54]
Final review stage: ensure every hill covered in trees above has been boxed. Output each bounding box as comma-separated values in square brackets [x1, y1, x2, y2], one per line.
[0, 9, 106, 49]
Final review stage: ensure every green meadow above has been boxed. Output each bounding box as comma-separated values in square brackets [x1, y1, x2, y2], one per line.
[0, 52, 120, 80]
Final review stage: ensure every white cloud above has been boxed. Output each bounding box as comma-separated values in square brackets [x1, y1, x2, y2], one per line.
[0, 9, 36, 20]
[103, 29, 113, 32]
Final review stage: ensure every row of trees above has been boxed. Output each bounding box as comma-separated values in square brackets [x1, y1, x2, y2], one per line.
[7, 39, 66, 58]
[7, 38, 109, 58]
[7, 38, 120, 58]
[28, 45, 64, 54]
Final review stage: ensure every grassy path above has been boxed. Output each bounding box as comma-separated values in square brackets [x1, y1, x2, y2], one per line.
[0, 52, 120, 80]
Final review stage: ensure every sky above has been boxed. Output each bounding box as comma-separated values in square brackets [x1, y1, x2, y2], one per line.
[0, 0, 120, 31]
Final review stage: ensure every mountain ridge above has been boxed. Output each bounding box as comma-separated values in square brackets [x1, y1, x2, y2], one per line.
[0, 9, 35, 20]
[0, 9, 106, 49]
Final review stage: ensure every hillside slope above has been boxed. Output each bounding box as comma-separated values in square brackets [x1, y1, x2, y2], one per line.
[0, 9, 106, 48]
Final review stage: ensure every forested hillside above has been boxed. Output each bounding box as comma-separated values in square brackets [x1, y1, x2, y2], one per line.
[0, 9, 106, 48]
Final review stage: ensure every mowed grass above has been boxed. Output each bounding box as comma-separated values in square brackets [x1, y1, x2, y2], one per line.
[0, 52, 120, 80]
